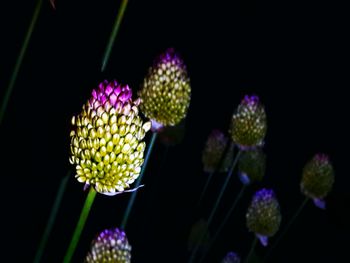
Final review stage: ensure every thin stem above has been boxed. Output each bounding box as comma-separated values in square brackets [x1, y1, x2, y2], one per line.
[263, 197, 309, 262]
[197, 172, 214, 208]
[207, 150, 241, 232]
[199, 184, 246, 263]
[101, 0, 129, 72]
[33, 173, 70, 263]
[121, 131, 158, 229]
[62, 187, 97, 263]
[0, 0, 43, 126]
[188, 150, 242, 263]
[245, 236, 258, 263]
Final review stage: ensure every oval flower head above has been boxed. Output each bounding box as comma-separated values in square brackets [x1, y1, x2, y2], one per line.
[301, 153, 335, 209]
[221, 251, 241, 263]
[246, 189, 281, 246]
[69, 80, 151, 195]
[85, 227, 131, 263]
[138, 48, 191, 131]
[202, 130, 229, 173]
[238, 149, 266, 185]
[230, 95, 267, 149]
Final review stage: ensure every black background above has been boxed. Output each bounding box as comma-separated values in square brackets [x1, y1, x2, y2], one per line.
[1, 0, 349, 262]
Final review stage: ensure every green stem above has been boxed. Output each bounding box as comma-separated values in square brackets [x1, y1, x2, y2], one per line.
[263, 197, 309, 262]
[197, 172, 214, 208]
[121, 131, 158, 229]
[0, 0, 43, 126]
[188, 150, 242, 263]
[62, 187, 97, 263]
[101, 0, 129, 72]
[245, 236, 258, 263]
[199, 184, 246, 262]
[33, 173, 70, 263]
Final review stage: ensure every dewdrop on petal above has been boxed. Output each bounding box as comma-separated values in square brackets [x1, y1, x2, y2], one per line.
[85, 228, 131, 263]
[69, 80, 151, 195]
[301, 153, 335, 209]
[202, 130, 229, 173]
[238, 149, 266, 185]
[221, 251, 241, 263]
[230, 95, 267, 149]
[246, 189, 281, 246]
[138, 48, 191, 130]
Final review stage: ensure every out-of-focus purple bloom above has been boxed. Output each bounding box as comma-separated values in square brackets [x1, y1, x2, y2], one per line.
[230, 95, 267, 149]
[301, 153, 334, 209]
[246, 188, 281, 246]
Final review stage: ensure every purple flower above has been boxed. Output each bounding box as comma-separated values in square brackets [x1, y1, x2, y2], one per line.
[85, 227, 131, 262]
[230, 95, 267, 149]
[70, 80, 151, 195]
[246, 189, 281, 246]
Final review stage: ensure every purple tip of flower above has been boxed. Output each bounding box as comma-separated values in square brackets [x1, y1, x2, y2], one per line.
[254, 188, 275, 201]
[239, 172, 251, 185]
[314, 153, 330, 163]
[91, 80, 133, 109]
[83, 183, 90, 191]
[256, 234, 268, 246]
[242, 95, 260, 106]
[97, 228, 126, 242]
[151, 119, 164, 132]
[157, 48, 183, 66]
[313, 198, 326, 209]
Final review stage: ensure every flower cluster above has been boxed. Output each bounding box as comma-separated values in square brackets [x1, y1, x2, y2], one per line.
[301, 153, 334, 209]
[238, 149, 266, 185]
[202, 130, 229, 173]
[246, 189, 281, 246]
[69, 80, 151, 195]
[230, 95, 266, 149]
[138, 48, 191, 128]
[85, 228, 131, 263]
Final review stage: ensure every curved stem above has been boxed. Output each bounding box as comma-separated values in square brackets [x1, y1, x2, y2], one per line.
[263, 197, 308, 262]
[245, 236, 258, 263]
[62, 187, 97, 263]
[188, 150, 242, 263]
[121, 131, 158, 229]
[199, 184, 246, 262]
[33, 173, 70, 263]
[0, 0, 42, 126]
[197, 172, 214, 208]
[101, 0, 129, 72]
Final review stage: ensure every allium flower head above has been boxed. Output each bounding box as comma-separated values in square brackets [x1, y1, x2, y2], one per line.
[69, 80, 151, 195]
[246, 188, 281, 246]
[187, 219, 210, 252]
[238, 149, 266, 185]
[202, 130, 229, 173]
[138, 48, 191, 129]
[230, 95, 267, 149]
[222, 252, 241, 263]
[301, 153, 334, 209]
[85, 228, 131, 263]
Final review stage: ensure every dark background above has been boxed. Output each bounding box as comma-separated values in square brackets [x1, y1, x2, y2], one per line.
[1, 0, 349, 262]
